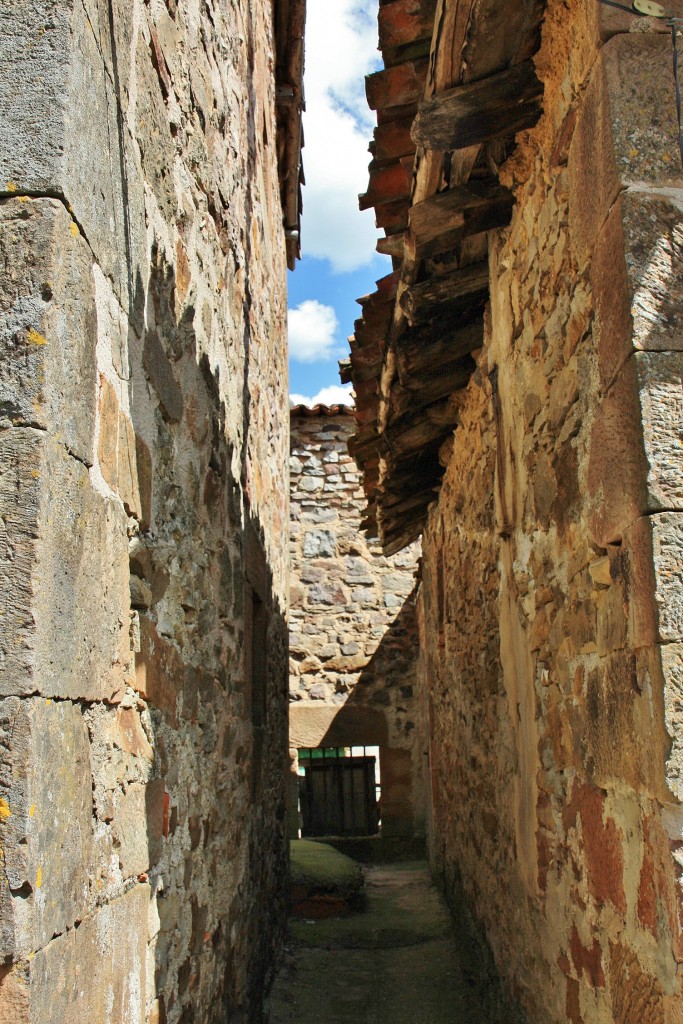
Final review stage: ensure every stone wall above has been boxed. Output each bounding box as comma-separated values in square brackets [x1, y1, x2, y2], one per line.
[418, 3, 683, 1022]
[289, 408, 423, 838]
[0, 2, 290, 1022]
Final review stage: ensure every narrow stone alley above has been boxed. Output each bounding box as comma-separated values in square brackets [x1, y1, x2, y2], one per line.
[267, 852, 523, 1024]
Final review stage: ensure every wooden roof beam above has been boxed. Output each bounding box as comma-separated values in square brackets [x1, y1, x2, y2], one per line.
[411, 59, 543, 151]
[395, 319, 482, 379]
[348, 428, 388, 463]
[400, 261, 490, 326]
[380, 513, 430, 556]
[385, 400, 456, 457]
[405, 181, 514, 261]
[388, 356, 474, 418]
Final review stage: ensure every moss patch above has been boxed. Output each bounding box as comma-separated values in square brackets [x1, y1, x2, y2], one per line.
[290, 840, 364, 898]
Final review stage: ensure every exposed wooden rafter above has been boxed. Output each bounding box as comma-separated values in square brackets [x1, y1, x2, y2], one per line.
[342, 0, 546, 552]
[274, 0, 306, 269]
[411, 60, 543, 151]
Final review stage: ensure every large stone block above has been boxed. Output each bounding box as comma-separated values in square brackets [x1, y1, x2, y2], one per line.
[26, 885, 149, 1024]
[588, 351, 683, 546]
[624, 512, 683, 648]
[302, 530, 336, 558]
[134, 616, 182, 724]
[97, 377, 153, 527]
[0, 0, 147, 320]
[592, 194, 683, 389]
[133, 33, 178, 226]
[0, 429, 129, 699]
[569, 34, 683, 268]
[112, 779, 166, 879]
[0, 697, 93, 959]
[0, 199, 98, 464]
[584, 650, 664, 793]
[661, 643, 683, 800]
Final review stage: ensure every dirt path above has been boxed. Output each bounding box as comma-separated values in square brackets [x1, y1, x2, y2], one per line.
[266, 862, 487, 1024]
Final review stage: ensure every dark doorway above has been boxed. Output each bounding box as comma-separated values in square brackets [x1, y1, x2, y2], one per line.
[298, 747, 380, 837]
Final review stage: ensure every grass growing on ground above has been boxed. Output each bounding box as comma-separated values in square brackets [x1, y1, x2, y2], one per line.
[290, 839, 364, 898]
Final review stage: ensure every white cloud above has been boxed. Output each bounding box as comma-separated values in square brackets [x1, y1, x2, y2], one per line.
[302, 0, 381, 272]
[290, 384, 354, 408]
[288, 300, 341, 363]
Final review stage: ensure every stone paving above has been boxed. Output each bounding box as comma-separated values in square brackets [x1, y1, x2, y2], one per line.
[266, 862, 490, 1024]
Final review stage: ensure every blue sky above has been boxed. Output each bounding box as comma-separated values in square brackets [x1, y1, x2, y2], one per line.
[287, 0, 388, 407]
[288, 254, 389, 403]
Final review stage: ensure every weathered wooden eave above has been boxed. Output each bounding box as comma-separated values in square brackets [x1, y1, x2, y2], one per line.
[274, 0, 306, 269]
[343, 0, 546, 552]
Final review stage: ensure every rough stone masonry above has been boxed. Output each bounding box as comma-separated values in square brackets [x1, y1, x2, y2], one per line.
[288, 406, 423, 839]
[0, 2, 292, 1022]
[415, 4, 683, 1023]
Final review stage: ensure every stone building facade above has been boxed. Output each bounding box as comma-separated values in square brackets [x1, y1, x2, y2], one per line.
[289, 406, 423, 839]
[346, 0, 683, 1021]
[0, 2, 298, 1022]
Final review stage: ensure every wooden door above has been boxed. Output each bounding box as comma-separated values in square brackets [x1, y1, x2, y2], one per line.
[299, 755, 379, 837]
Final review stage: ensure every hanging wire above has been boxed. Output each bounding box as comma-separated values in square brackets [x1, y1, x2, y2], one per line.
[598, 0, 641, 12]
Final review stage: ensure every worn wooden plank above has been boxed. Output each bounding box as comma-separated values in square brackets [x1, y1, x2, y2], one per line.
[462, 0, 546, 78]
[405, 180, 513, 260]
[348, 428, 388, 463]
[395, 318, 482, 379]
[411, 60, 543, 151]
[389, 355, 474, 417]
[400, 261, 489, 325]
[385, 398, 456, 456]
[426, 0, 477, 99]
[382, 520, 425, 556]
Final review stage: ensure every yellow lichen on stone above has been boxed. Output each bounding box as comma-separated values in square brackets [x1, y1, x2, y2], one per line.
[0, 798, 10, 820]
[70, 221, 79, 237]
[6, 181, 17, 192]
[27, 328, 47, 347]
[35, 866, 43, 889]
[29, 804, 36, 818]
